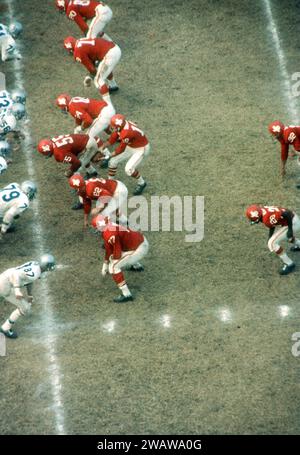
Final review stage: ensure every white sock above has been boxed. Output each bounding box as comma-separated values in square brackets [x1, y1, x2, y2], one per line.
[279, 252, 293, 265]
[137, 176, 145, 185]
[87, 165, 97, 175]
[108, 79, 118, 88]
[118, 213, 128, 225]
[1, 309, 22, 331]
[102, 148, 111, 159]
[119, 284, 131, 297]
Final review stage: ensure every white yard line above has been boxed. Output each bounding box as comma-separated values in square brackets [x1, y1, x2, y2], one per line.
[262, 0, 299, 123]
[5, 1, 65, 435]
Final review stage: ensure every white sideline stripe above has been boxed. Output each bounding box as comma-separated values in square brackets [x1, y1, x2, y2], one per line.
[262, 0, 299, 123]
[5, 1, 65, 435]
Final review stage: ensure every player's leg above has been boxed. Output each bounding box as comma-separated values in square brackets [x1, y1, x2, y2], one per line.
[94, 46, 121, 95]
[101, 181, 128, 224]
[125, 145, 150, 195]
[268, 226, 295, 275]
[0, 291, 31, 338]
[108, 148, 132, 179]
[86, 4, 113, 39]
[290, 214, 300, 251]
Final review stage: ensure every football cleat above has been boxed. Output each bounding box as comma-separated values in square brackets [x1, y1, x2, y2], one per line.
[113, 294, 134, 303]
[279, 263, 295, 275]
[290, 245, 300, 252]
[133, 181, 147, 195]
[100, 158, 109, 169]
[109, 86, 119, 93]
[0, 327, 18, 339]
[129, 263, 144, 272]
[71, 202, 83, 210]
[296, 183, 300, 189]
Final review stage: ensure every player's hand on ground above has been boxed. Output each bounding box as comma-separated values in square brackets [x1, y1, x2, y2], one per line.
[84, 76, 92, 87]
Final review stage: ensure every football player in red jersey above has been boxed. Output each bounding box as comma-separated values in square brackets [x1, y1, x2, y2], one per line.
[55, 94, 115, 148]
[69, 174, 128, 228]
[246, 204, 300, 275]
[37, 134, 99, 177]
[91, 214, 149, 302]
[63, 36, 121, 95]
[56, 0, 113, 40]
[268, 120, 300, 184]
[101, 114, 151, 195]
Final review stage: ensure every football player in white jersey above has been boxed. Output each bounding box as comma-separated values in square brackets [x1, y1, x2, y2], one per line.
[0, 102, 26, 138]
[0, 21, 22, 62]
[0, 156, 7, 175]
[0, 90, 13, 115]
[0, 181, 37, 237]
[0, 254, 56, 338]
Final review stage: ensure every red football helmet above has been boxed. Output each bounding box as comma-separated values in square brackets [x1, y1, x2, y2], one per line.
[55, 0, 68, 12]
[69, 174, 85, 190]
[37, 139, 54, 157]
[64, 36, 76, 53]
[268, 120, 285, 138]
[246, 205, 263, 224]
[56, 93, 71, 112]
[110, 114, 126, 131]
[91, 214, 109, 231]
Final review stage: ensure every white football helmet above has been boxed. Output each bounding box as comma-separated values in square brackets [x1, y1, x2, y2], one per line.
[0, 156, 7, 175]
[39, 254, 56, 271]
[11, 102, 26, 120]
[0, 140, 11, 157]
[8, 21, 22, 38]
[21, 180, 37, 200]
[11, 89, 26, 104]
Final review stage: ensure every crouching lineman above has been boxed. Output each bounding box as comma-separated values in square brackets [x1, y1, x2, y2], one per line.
[246, 204, 300, 275]
[56, 0, 113, 40]
[0, 181, 37, 238]
[101, 114, 151, 195]
[92, 214, 149, 302]
[37, 133, 101, 178]
[69, 174, 128, 227]
[0, 254, 56, 338]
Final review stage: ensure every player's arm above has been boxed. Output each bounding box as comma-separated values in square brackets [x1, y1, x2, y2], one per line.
[80, 54, 97, 75]
[112, 141, 127, 156]
[268, 227, 275, 239]
[82, 196, 92, 228]
[63, 153, 82, 176]
[280, 141, 289, 177]
[1, 203, 28, 234]
[111, 235, 122, 260]
[69, 10, 89, 33]
[25, 282, 34, 302]
[11, 270, 25, 299]
[282, 210, 295, 241]
[81, 112, 94, 129]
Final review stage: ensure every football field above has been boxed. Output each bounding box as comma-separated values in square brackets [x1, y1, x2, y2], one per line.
[0, 0, 300, 434]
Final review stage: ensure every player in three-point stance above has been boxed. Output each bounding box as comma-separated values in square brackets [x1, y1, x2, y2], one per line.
[246, 204, 300, 275]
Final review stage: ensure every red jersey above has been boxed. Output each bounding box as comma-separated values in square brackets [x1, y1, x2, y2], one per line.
[102, 224, 144, 260]
[109, 121, 149, 155]
[51, 134, 89, 172]
[261, 206, 290, 228]
[278, 126, 300, 161]
[69, 97, 108, 128]
[66, 1, 102, 33]
[79, 177, 117, 214]
[74, 38, 115, 75]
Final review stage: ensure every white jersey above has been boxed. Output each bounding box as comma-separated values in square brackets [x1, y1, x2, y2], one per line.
[0, 90, 13, 115]
[0, 111, 17, 137]
[0, 261, 41, 297]
[0, 24, 17, 62]
[0, 182, 30, 233]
